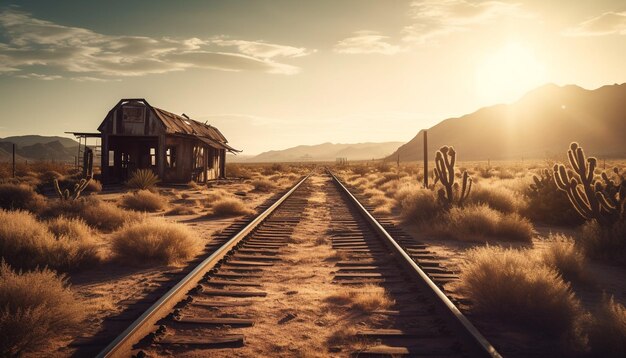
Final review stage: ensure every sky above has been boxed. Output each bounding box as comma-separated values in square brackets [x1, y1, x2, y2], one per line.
[0, 0, 624, 154]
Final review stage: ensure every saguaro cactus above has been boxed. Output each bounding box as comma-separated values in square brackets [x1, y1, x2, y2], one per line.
[433, 146, 472, 208]
[554, 142, 625, 224]
[54, 176, 92, 201]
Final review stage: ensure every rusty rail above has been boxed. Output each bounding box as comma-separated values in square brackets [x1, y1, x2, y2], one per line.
[328, 169, 501, 358]
[96, 174, 310, 358]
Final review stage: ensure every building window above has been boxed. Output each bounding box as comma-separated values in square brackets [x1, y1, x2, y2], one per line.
[166, 147, 176, 168]
[108, 151, 115, 166]
[150, 147, 156, 166]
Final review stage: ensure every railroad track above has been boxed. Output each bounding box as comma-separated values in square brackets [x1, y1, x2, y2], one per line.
[96, 171, 501, 358]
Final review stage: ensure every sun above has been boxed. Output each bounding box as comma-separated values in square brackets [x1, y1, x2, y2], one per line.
[474, 42, 547, 105]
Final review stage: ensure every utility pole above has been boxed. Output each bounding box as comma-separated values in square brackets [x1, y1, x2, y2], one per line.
[423, 130, 428, 188]
[12, 143, 16, 178]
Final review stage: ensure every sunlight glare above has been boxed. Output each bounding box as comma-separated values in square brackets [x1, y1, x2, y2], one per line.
[474, 43, 547, 105]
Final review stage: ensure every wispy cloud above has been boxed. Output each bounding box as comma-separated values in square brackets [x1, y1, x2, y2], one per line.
[334, 31, 404, 55]
[403, 0, 526, 43]
[563, 11, 626, 36]
[0, 9, 314, 80]
[15, 73, 62, 80]
[334, 1, 528, 55]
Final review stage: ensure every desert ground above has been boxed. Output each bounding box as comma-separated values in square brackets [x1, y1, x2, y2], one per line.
[1, 154, 625, 357]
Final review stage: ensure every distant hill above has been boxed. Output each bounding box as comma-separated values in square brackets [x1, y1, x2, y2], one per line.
[388, 83, 626, 162]
[250, 142, 404, 162]
[0, 135, 79, 162]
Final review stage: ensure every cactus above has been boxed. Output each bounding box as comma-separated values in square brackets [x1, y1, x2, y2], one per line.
[54, 176, 92, 201]
[433, 146, 472, 209]
[553, 142, 625, 224]
[529, 168, 551, 194]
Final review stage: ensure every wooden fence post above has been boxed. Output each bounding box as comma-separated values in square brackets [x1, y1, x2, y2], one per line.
[423, 130, 428, 188]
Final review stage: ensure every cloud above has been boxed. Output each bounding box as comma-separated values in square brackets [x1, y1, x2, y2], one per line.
[563, 11, 626, 36]
[334, 31, 404, 55]
[0, 9, 313, 79]
[403, 0, 526, 43]
[15, 73, 62, 80]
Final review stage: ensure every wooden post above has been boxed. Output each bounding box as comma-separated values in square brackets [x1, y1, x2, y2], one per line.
[423, 130, 428, 188]
[12, 143, 16, 178]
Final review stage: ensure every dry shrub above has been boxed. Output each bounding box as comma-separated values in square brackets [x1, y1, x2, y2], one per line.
[433, 205, 533, 242]
[460, 246, 583, 337]
[226, 163, 252, 179]
[468, 184, 526, 213]
[125, 169, 160, 190]
[42, 196, 142, 232]
[0, 183, 45, 212]
[395, 186, 443, 223]
[211, 197, 254, 217]
[325, 285, 394, 312]
[46, 216, 91, 242]
[205, 188, 228, 204]
[39, 170, 64, 182]
[84, 179, 102, 192]
[121, 190, 166, 212]
[541, 234, 585, 282]
[165, 205, 197, 216]
[350, 165, 369, 176]
[251, 178, 276, 192]
[112, 220, 201, 265]
[523, 168, 582, 225]
[579, 221, 626, 265]
[587, 295, 626, 357]
[0, 262, 86, 356]
[0, 210, 100, 271]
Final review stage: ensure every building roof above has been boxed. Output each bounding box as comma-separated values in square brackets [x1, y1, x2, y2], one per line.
[98, 98, 240, 152]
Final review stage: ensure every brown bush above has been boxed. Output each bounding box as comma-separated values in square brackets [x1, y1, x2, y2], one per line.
[579, 220, 626, 265]
[121, 190, 166, 212]
[84, 179, 102, 192]
[587, 295, 626, 357]
[42, 196, 142, 232]
[211, 197, 254, 217]
[46, 216, 92, 242]
[432, 205, 534, 242]
[112, 220, 201, 265]
[125, 169, 160, 190]
[460, 246, 583, 337]
[0, 183, 45, 212]
[251, 178, 276, 192]
[467, 184, 526, 213]
[395, 186, 443, 223]
[541, 234, 586, 282]
[0, 262, 86, 356]
[0, 210, 100, 271]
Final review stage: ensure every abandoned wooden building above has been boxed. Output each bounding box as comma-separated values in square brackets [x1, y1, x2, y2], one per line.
[94, 98, 239, 184]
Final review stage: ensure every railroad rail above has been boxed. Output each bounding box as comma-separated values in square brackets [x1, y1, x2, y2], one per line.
[95, 171, 500, 357]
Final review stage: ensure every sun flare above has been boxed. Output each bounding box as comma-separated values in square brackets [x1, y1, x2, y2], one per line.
[474, 42, 547, 105]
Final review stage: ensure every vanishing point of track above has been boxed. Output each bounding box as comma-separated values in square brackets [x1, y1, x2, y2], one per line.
[97, 171, 501, 358]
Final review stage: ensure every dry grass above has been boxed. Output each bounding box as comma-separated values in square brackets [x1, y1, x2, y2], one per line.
[0, 183, 45, 212]
[541, 234, 586, 282]
[432, 205, 534, 242]
[165, 205, 197, 216]
[0, 262, 86, 356]
[251, 178, 276, 192]
[325, 285, 394, 312]
[395, 186, 443, 223]
[121, 189, 166, 212]
[0, 210, 100, 271]
[459, 246, 583, 337]
[467, 184, 526, 213]
[205, 188, 229, 204]
[125, 169, 160, 190]
[211, 197, 254, 217]
[579, 221, 626, 265]
[42, 196, 142, 232]
[46, 216, 92, 242]
[112, 220, 202, 265]
[587, 295, 626, 357]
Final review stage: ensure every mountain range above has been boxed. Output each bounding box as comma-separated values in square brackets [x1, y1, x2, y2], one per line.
[388, 83, 626, 162]
[0, 135, 79, 162]
[246, 142, 404, 163]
